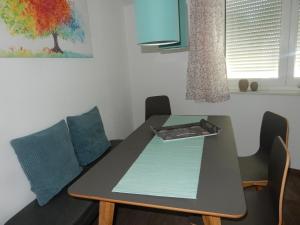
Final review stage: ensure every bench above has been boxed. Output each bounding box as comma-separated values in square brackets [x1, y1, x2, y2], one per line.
[5, 140, 122, 225]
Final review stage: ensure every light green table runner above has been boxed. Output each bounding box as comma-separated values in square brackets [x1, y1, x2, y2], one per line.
[112, 115, 207, 199]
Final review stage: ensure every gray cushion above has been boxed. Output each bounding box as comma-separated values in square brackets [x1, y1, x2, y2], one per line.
[83, 139, 123, 172]
[11, 120, 82, 206]
[67, 107, 111, 166]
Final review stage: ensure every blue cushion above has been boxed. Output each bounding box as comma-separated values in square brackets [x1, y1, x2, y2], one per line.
[11, 120, 82, 206]
[67, 107, 111, 166]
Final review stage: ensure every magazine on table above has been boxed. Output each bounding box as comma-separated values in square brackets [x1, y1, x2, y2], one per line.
[151, 119, 221, 141]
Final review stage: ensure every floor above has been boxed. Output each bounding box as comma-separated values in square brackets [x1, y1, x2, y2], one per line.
[93, 169, 300, 225]
[283, 169, 300, 225]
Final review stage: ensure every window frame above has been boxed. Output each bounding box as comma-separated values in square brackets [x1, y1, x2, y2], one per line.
[286, 0, 300, 86]
[226, 0, 300, 90]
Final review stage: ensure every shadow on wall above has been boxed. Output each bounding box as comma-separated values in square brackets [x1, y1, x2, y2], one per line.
[141, 46, 189, 54]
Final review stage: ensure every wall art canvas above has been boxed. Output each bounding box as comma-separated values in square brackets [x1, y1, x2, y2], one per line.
[0, 0, 93, 58]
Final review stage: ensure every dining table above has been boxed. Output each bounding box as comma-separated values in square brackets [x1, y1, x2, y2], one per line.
[68, 115, 246, 225]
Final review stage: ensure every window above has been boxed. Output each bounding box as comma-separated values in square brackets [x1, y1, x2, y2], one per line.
[293, 0, 300, 78]
[225, 0, 300, 89]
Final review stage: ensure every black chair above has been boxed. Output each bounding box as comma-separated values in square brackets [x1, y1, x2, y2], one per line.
[190, 136, 290, 225]
[239, 111, 288, 188]
[145, 95, 171, 121]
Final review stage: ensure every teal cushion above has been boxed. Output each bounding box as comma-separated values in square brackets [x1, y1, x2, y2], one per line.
[67, 107, 111, 166]
[11, 120, 82, 206]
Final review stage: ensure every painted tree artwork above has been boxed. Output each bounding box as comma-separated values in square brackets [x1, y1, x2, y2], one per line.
[0, 0, 92, 58]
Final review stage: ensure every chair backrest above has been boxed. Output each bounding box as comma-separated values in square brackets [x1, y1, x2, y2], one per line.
[259, 111, 288, 154]
[267, 136, 290, 225]
[145, 95, 171, 121]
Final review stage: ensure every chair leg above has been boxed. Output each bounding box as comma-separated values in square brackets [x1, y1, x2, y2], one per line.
[242, 180, 268, 189]
[255, 186, 264, 191]
[202, 216, 221, 225]
[188, 215, 201, 225]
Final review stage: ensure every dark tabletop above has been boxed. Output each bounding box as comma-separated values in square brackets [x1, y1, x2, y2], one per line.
[68, 115, 246, 218]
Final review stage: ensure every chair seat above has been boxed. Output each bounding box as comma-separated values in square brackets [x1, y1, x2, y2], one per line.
[5, 189, 98, 225]
[189, 188, 276, 225]
[239, 151, 269, 182]
[222, 188, 276, 225]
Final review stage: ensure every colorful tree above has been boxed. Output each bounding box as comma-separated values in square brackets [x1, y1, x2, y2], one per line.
[57, 4, 85, 46]
[0, 0, 37, 38]
[0, 0, 86, 53]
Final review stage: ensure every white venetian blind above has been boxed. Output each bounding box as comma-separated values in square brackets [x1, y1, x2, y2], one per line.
[226, 0, 282, 79]
[294, 0, 300, 78]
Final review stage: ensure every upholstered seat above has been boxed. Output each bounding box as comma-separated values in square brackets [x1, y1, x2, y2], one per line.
[5, 188, 98, 225]
[239, 151, 269, 184]
[222, 188, 276, 225]
[239, 111, 288, 187]
[5, 139, 123, 225]
[190, 136, 290, 225]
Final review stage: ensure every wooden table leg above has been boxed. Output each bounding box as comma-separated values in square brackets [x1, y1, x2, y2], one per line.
[99, 201, 115, 225]
[202, 215, 221, 225]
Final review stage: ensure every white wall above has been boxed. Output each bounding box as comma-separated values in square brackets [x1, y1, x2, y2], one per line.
[1, 1, 299, 223]
[123, 5, 300, 169]
[0, 0, 133, 223]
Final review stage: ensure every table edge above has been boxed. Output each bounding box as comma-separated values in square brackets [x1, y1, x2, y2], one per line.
[68, 191, 246, 219]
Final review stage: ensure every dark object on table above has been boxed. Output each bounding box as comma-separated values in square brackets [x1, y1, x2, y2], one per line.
[239, 79, 249, 92]
[151, 119, 221, 141]
[239, 111, 288, 188]
[250, 81, 258, 91]
[4, 140, 123, 225]
[145, 95, 171, 121]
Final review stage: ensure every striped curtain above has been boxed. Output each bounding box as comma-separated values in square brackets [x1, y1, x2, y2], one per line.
[186, 0, 230, 103]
